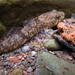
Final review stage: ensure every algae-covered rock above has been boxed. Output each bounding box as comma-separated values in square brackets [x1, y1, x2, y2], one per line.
[44, 39, 61, 50]
[11, 68, 23, 75]
[36, 52, 75, 75]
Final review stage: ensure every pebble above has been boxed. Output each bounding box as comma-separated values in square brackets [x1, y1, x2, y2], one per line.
[30, 57, 35, 60]
[27, 67, 33, 73]
[44, 29, 53, 34]
[34, 47, 39, 52]
[22, 60, 27, 66]
[23, 71, 28, 75]
[3, 62, 12, 67]
[18, 55, 24, 60]
[43, 49, 48, 52]
[13, 49, 21, 54]
[24, 63, 30, 68]
[2, 54, 9, 60]
[31, 51, 37, 57]
[24, 55, 27, 59]
[7, 56, 19, 63]
[30, 60, 36, 66]
[26, 58, 32, 63]
[0, 70, 4, 75]
[21, 46, 30, 53]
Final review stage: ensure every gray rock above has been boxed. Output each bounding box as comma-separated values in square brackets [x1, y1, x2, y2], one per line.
[3, 62, 12, 67]
[37, 52, 75, 75]
[31, 51, 37, 57]
[34, 47, 39, 52]
[21, 46, 30, 53]
[22, 60, 27, 66]
[27, 67, 33, 73]
[13, 49, 21, 54]
[30, 57, 35, 60]
[30, 60, 36, 66]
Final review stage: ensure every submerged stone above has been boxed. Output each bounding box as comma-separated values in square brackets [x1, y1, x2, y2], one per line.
[44, 39, 61, 50]
[36, 52, 75, 75]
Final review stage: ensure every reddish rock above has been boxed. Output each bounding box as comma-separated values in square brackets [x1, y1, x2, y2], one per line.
[7, 56, 19, 63]
[18, 55, 24, 60]
[23, 71, 28, 75]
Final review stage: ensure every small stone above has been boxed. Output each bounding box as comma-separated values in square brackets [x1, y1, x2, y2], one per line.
[2, 54, 9, 60]
[0, 70, 4, 75]
[30, 60, 36, 66]
[3, 62, 12, 67]
[24, 63, 30, 68]
[23, 71, 28, 75]
[26, 58, 32, 63]
[22, 60, 27, 66]
[44, 29, 53, 34]
[24, 55, 27, 59]
[31, 51, 37, 57]
[13, 49, 21, 54]
[44, 39, 61, 51]
[66, 56, 73, 61]
[32, 66, 36, 71]
[27, 67, 33, 73]
[34, 47, 39, 52]
[21, 46, 30, 53]
[43, 49, 48, 52]
[7, 56, 19, 63]
[18, 55, 23, 60]
[30, 57, 35, 60]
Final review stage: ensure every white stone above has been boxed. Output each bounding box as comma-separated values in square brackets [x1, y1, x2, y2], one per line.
[31, 51, 37, 57]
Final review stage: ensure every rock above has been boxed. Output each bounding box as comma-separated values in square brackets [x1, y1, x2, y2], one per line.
[22, 60, 27, 66]
[30, 60, 36, 66]
[34, 47, 39, 52]
[18, 55, 24, 60]
[35, 68, 54, 75]
[13, 49, 21, 54]
[31, 51, 37, 57]
[7, 56, 19, 63]
[21, 46, 30, 53]
[30, 57, 35, 60]
[23, 71, 28, 75]
[44, 39, 61, 50]
[27, 67, 33, 73]
[26, 58, 32, 63]
[11, 68, 23, 75]
[44, 29, 53, 34]
[24, 63, 30, 68]
[3, 62, 12, 67]
[2, 54, 9, 60]
[0, 70, 4, 75]
[37, 52, 75, 75]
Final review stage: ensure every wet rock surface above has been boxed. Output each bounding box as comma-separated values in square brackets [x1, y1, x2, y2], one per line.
[0, 28, 75, 75]
[37, 52, 75, 75]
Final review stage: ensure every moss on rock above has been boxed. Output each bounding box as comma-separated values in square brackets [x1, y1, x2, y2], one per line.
[11, 68, 23, 75]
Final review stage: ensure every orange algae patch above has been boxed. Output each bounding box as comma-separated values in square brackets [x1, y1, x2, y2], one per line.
[57, 19, 75, 44]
